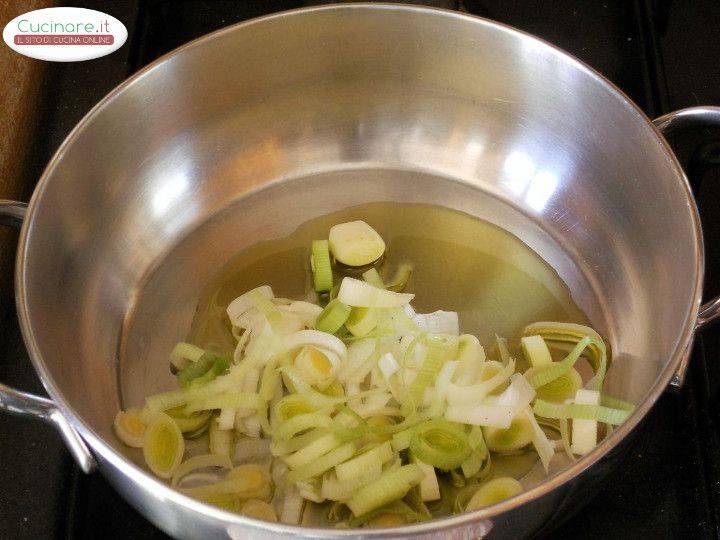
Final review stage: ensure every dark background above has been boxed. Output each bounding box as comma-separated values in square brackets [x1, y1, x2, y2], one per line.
[1, 1, 720, 538]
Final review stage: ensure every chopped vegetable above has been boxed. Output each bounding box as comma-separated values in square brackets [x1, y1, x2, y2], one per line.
[116, 220, 629, 528]
[329, 220, 385, 267]
[570, 389, 601, 455]
[465, 477, 522, 510]
[114, 408, 147, 448]
[409, 419, 472, 471]
[143, 413, 185, 479]
[345, 307, 379, 337]
[315, 299, 351, 334]
[338, 277, 414, 308]
[347, 464, 425, 516]
[311, 240, 333, 292]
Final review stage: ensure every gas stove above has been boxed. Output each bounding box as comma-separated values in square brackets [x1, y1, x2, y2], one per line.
[1, 1, 719, 538]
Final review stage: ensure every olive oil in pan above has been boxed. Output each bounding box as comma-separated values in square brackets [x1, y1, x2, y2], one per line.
[186, 202, 588, 351]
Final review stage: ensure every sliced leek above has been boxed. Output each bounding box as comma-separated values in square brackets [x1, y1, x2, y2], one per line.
[338, 277, 414, 308]
[524, 366, 582, 403]
[409, 419, 472, 471]
[114, 408, 147, 448]
[346, 464, 425, 516]
[311, 240, 333, 292]
[345, 307, 379, 337]
[465, 477, 522, 510]
[143, 412, 185, 479]
[116, 218, 630, 527]
[241, 499, 277, 522]
[315, 299, 351, 334]
[328, 220, 385, 267]
[483, 414, 534, 453]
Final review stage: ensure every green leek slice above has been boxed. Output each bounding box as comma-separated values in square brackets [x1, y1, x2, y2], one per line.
[335, 441, 394, 482]
[346, 464, 425, 516]
[524, 336, 591, 389]
[522, 322, 608, 390]
[409, 419, 472, 471]
[287, 442, 356, 483]
[315, 299, 351, 334]
[284, 433, 342, 470]
[143, 412, 185, 479]
[533, 398, 631, 425]
[345, 307, 379, 337]
[408, 336, 447, 403]
[311, 240, 333, 292]
[524, 366, 582, 403]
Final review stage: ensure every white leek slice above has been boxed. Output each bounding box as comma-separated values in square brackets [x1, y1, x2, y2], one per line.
[217, 407, 236, 431]
[571, 389, 600, 455]
[294, 346, 338, 387]
[284, 330, 347, 358]
[446, 359, 516, 406]
[321, 466, 382, 501]
[524, 408, 555, 472]
[280, 485, 305, 524]
[337, 339, 376, 382]
[454, 335, 485, 385]
[378, 352, 400, 379]
[495, 373, 536, 409]
[114, 408, 147, 448]
[482, 414, 534, 453]
[171, 453, 232, 486]
[227, 286, 274, 325]
[521, 335, 552, 366]
[170, 342, 205, 371]
[183, 464, 270, 500]
[466, 477, 522, 510]
[297, 479, 324, 503]
[209, 419, 234, 459]
[234, 437, 271, 463]
[277, 301, 323, 328]
[338, 277, 414, 308]
[411, 457, 440, 502]
[429, 360, 458, 417]
[328, 220, 386, 266]
[241, 499, 277, 522]
[445, 404, 514, 429]
[413, 310, 459, 336]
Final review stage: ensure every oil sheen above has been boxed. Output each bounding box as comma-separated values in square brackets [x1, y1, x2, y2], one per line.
[186, 202, 587, 353]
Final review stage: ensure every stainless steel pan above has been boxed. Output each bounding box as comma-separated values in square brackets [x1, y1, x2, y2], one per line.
[1, 4, 720, 538]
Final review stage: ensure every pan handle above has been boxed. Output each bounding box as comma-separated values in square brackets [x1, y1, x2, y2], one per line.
[0, 200, 96, 473]
[653, 106, 720, 388]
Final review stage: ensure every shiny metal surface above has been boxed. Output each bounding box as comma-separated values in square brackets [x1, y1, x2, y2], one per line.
[0, 200, 96, 473]
[1, 4, 713, 538]
[652, 106, 720, 388]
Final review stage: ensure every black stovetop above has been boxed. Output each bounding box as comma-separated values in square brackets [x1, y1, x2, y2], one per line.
[2, 1, 720, 538]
